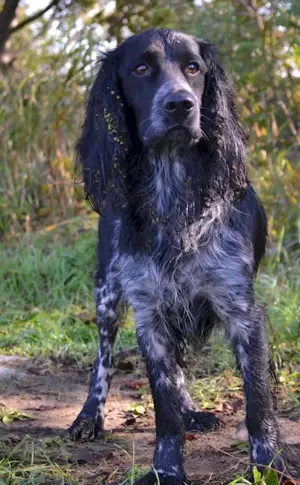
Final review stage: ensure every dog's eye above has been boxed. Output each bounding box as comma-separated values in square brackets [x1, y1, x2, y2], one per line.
[133, 63, 149, 76]
[186, 62, 200, 75]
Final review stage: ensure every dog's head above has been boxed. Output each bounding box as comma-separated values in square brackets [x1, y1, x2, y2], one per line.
[77, 28, 246, 212]
[118, 29, 206, 147]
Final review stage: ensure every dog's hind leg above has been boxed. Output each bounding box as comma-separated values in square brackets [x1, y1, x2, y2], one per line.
[177, 365, 220, 433]
[180, 306, 220, 433]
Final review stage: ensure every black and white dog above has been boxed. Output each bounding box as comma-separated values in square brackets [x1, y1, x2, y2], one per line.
[69, 29, 299, 484]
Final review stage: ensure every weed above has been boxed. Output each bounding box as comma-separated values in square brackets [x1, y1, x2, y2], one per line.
[119, 465, 148, 484]
[0, 409, 29, 426]
[229, 466, 282, 485]
[0, 436, 75, 484]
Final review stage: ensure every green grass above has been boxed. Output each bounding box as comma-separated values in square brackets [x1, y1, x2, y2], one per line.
[0, 215, 300, 364]
[0, 216, 299, 373]
[228, 467, 282, 485]
[256, 250, 300, 407]
[0, 435, 76, 484]
[0, 216, 137, 363]
[0, 217, 96, 317]
[0, 216, 96, 362]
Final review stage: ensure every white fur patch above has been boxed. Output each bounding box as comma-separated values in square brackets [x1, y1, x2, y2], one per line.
[182, 200, 229, 251]
[119, 222, 254, 349]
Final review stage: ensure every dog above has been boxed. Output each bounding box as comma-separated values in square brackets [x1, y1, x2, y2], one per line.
[69, 28, 299, 484]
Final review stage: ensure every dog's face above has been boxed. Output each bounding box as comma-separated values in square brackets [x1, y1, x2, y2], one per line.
[118, 30, 207, 147]
[77, 28, 246, 212]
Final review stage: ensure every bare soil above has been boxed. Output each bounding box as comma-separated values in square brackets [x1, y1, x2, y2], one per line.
[0, 354, 299, 485]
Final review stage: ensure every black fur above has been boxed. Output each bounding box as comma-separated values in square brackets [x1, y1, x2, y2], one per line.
[70, 29, 299, 483]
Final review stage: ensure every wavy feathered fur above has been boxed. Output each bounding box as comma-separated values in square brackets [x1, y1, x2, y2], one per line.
[77, 34, 247, 216]
[76, 50, 129, 212]
[71, 29, 300, 484]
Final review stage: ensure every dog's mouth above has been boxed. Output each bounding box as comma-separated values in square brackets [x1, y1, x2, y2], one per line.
[143, 124, 201, 148]
[165, 125, 191, 140]
[163, 125, 201, 146]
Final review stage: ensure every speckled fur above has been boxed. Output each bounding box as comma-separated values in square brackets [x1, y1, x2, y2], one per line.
[70, 28, 300, 483]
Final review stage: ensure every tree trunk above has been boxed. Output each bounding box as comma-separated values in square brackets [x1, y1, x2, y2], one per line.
[0, 0, 20, 58]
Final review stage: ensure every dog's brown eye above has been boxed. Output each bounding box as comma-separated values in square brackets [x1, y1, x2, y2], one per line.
[186, 62, 200, 75]
[134, 63, 149, 76]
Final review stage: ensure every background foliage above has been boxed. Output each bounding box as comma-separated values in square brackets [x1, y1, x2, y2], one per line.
[0, 0, 299, 242]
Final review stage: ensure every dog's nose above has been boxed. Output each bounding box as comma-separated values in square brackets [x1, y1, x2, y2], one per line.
[163, 91, 195, 121]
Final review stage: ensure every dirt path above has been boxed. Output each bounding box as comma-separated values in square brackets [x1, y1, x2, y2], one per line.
[0, 355, 299, 484]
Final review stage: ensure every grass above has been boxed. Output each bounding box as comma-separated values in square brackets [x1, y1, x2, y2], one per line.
[0, 217, 299, 485]
[118, 465, 148, 484]
[0, 436, 290, 485]
[228, 467, 282, 485]
[0, 435, 76, 484]
[0, 215, 137, 364]
[0, 216, 97, 319]
[0, 214, 299, 399]
[1, 216, 299, 366]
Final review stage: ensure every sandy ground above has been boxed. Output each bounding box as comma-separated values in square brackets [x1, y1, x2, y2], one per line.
[0, 354, 299, 484]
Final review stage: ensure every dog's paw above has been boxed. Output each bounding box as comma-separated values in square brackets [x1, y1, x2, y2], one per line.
[183, 410, 220, 433]
[68, 414, 103, 441]
[133, 471, 186, 485]
[250, 444, 300, 480]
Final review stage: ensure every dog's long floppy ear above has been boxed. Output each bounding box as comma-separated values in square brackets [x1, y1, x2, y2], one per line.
[76, 49, 128, 213]
[197, 40, 247, 194]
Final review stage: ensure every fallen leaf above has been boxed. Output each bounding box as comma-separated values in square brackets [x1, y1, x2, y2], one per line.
[126, 403, 146, 416]
[0, 409, 30, 425]
[2, 415, 13, 425]
[134, 405, 145, 416]
[230, 441, 249, 450]
[185, 433, 199, 441]
[120, 379, 146, 390]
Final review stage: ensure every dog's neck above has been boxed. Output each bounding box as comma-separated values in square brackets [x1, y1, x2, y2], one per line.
[146, 145, 201, 221]
[132, 145, 229, 255]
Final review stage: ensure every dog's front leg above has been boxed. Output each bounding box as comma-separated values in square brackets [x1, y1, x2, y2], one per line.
[69, 277, 122, 440]
[134, 319, 186, 485]
[207, 244, 300, 479]
[230, 304, 300, 478]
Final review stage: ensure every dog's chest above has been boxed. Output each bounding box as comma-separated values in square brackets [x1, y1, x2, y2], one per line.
[117, 213, 253, 326]
[118, 234, 221, 314]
